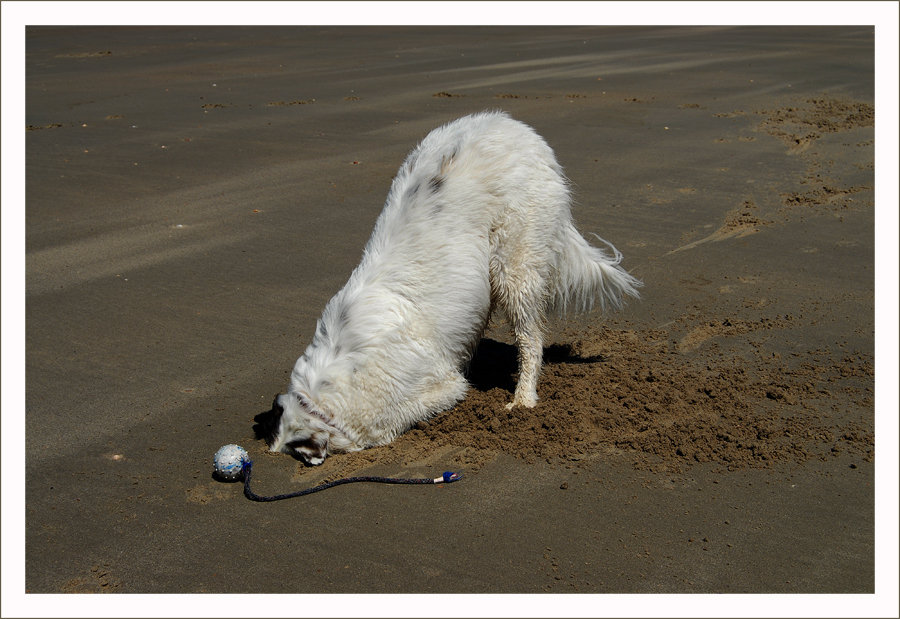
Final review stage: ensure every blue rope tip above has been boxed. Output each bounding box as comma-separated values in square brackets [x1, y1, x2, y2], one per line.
[442, 471, 462, 483]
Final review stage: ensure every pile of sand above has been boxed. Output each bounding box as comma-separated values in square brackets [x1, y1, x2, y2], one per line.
[755, 97, 875, 148]
[289, 324, 873, 483]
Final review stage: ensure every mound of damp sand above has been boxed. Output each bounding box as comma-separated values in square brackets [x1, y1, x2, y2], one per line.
[288, 324, 873, 483]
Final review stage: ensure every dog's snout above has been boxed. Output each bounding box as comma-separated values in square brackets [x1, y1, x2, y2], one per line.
[286, 436, 327, 465]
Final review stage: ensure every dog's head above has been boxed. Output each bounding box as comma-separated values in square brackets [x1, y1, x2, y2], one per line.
[253, 394, 332, 465]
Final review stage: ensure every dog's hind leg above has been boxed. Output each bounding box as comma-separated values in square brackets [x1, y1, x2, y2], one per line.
[508, 311, 544, 409]
[492, 259, 548, 409]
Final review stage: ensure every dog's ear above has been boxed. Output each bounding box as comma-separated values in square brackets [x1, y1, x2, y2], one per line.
[252, 396, 284, 445]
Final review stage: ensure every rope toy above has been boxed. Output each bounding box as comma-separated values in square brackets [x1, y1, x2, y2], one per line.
[212, 444, 462, 502]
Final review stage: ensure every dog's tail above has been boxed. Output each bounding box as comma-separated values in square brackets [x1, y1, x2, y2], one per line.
[550, 222, 643, 316]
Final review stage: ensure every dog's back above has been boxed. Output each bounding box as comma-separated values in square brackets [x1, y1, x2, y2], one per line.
[270, 111, 641, 459]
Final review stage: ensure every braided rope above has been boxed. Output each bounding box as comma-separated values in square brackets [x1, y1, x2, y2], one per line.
[241, 460, 462, 502]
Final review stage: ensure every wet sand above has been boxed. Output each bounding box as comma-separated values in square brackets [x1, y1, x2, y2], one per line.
[14, 24, 891, 614]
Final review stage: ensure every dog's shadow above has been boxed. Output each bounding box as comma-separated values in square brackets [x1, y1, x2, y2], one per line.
[465, 338, 606, 394]
[252, 396, 281, 443]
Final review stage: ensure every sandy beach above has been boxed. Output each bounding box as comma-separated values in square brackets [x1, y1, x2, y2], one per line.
[13, 22, 894, 613]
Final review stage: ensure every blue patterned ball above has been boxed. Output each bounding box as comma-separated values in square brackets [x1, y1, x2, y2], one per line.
[213, 444, 249, 481]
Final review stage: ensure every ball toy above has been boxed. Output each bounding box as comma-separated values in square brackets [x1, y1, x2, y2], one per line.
[213, 444, 249, 481]
[212, 443, 462, 501]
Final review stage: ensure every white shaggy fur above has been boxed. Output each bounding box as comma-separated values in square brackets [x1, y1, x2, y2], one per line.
[260, 111, 642, 465]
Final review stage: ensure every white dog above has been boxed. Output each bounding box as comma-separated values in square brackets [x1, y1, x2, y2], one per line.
[254, 111, 642, 465]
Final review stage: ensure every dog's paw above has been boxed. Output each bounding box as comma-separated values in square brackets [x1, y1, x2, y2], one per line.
[506, 395, 538, 409]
